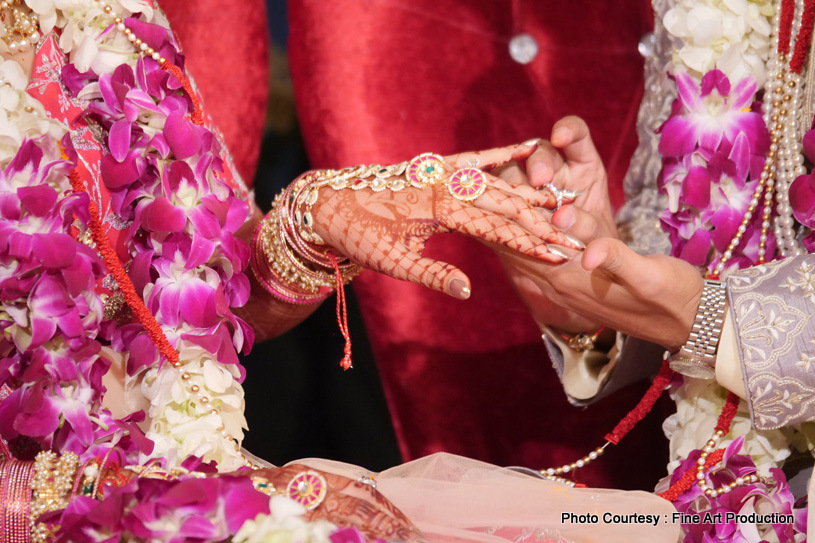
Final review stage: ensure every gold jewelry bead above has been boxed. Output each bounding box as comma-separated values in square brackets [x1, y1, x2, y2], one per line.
[190, 384, 200, 392]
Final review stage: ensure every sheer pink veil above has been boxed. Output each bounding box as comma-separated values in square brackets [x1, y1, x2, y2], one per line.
[296, 453, 679, 543]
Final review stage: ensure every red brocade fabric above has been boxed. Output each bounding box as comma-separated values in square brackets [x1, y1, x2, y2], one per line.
[289, 1, 670, 489]
[160, 0, 269, 183]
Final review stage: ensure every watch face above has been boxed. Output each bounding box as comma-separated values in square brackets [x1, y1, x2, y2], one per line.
[669, 356, 716, 380]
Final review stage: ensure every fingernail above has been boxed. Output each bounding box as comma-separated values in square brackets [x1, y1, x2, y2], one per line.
[548, 247, 571, 261]
[563, 234, 585, 250]
[449, 278, 471, 300]
[523, 138, 541, 147]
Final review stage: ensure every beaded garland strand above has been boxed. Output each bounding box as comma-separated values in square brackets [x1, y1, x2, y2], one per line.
[57, 0, 257, 468]
[0, 0, 40, 54]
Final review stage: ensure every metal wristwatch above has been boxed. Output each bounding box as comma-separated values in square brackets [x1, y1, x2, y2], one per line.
[668, 279, 728, 380]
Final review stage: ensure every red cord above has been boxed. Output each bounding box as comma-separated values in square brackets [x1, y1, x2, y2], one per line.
[327, 253, 352, 370]
[161, 61, 204, 126]
[69, 169, 180, 368]
[779, 0, 797, 56]
[604, 359, 672, 445]
[790, 0, 815, 73]
[715, 392, 740, 433]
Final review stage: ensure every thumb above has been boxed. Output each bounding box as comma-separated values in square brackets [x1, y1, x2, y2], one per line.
[580, 238, 642, 282]
[552, 205, 615, 244]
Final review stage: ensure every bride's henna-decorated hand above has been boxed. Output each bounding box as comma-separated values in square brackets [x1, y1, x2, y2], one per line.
[310, 142, 578, 300]
[253, 465, 422, 542]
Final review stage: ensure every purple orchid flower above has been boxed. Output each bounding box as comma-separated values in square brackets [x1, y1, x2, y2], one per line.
[660, 70, 769, 157]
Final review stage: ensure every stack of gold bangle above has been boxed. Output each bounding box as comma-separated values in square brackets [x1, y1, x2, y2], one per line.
[252, 173, 362, 304]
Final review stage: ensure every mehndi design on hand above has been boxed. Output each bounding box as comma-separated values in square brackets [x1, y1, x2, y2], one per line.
[305, 144, 579, 300]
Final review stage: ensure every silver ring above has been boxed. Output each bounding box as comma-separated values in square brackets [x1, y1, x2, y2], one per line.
[543, 183, 578, 210]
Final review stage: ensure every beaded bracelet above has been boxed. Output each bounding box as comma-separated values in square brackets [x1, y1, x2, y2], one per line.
[30, 451, 79, 543]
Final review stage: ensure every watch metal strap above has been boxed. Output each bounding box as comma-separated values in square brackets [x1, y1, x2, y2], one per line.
[669, 279, 727, 379]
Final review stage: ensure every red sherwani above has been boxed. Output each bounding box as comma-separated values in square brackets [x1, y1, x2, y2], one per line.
[289, 0, 669, 489]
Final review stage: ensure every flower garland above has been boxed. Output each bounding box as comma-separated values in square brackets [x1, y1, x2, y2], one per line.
[0, 0, 257, 473]
[657, 0, 814, 540]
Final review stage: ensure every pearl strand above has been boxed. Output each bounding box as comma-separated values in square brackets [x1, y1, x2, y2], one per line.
[770, 0, 806, 257]
[91, 0, 167, 64]
[540, 443, 609, 486]
[92, 0, 254, 469]
[0, 0, 41, 54]
[696, 429, 761, 498]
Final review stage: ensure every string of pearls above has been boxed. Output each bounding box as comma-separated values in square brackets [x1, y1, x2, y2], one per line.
[539, 443, 609, 486]
[713, 0, 807, 278]
[696, 428, 761, 498]
[0, 0, 40, 54]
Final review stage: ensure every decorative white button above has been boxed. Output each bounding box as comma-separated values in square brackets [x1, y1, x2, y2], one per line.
[638, 32, 656, 58]
[509, 33, 538, 64]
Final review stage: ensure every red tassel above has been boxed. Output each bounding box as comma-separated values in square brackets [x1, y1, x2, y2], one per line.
[327, 253, 352, 370]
